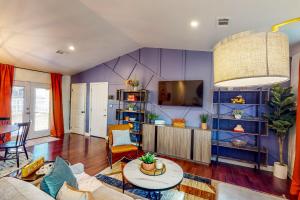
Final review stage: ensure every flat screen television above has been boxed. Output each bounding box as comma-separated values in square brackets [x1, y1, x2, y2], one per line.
[158, 80, 203, 107]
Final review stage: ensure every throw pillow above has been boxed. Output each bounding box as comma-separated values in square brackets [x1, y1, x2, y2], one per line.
[112, 129, 132, 146]
[40, 156, 78, 198]
[56, 182, 95, 200]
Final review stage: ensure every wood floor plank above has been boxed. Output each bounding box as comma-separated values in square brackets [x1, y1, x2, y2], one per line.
[27, 133, 291, 198]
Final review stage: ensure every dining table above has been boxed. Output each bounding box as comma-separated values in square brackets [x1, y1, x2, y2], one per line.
[0, 124, 18, 143]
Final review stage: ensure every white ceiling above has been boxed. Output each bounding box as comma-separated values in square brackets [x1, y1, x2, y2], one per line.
[0, 0, 299, 75]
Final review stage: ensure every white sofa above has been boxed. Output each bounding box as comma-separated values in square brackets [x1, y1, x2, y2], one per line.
[0, 163, 136, 200]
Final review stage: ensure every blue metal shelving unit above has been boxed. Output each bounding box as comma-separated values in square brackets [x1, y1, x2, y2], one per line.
[116, 89, 149, 148]
[212, 89, 269, 170]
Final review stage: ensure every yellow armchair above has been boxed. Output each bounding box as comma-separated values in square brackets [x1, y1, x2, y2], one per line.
[107, 124, 138, 168]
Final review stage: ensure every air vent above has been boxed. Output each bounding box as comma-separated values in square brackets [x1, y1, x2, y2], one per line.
[56, 50, 65, 54]
[217, 18, 230, 27]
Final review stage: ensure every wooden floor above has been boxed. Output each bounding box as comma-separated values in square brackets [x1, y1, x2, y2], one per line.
[27, 133, 291, 198]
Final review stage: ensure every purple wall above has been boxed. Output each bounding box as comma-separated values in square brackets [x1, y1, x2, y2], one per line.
[71, 47, 285, 166]
[72, 48, 213, 128]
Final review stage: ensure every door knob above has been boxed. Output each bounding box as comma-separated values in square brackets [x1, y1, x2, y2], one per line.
[81, 111, 85, 113]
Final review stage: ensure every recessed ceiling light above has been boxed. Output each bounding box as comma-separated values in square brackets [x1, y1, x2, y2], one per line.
[68, 45, 75, 51]
[190, 20, 199, 28]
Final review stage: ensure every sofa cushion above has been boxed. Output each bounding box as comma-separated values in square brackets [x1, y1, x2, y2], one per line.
[92, 185, 134, 200]
[75, 172, 103, 192]
[111, 145, 138, 153]
[56, 182, 94, 200]
[0, 177, 54, 200]
[40, 156, 78, 198]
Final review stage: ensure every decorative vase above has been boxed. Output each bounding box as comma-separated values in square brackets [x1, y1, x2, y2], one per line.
[142, 162, 155, 171]
[273, 162, 288, 179]
[133, 86, 139, 91]
[234, 114, 242, 119]
[201, 123, 207, 130]
[128, 107, 133, 111]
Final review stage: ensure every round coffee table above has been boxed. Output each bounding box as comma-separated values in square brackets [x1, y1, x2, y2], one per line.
[123, 157, 184, 199]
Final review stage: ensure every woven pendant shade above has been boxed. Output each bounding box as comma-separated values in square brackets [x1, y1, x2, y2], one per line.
[213, 31, 289, 87]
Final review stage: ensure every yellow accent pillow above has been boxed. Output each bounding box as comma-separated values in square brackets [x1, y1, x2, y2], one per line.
[56, 182, 95, 200]
[22, 157, 45, 177]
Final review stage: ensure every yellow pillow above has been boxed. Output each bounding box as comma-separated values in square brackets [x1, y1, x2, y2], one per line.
[56, 182, 95, 200]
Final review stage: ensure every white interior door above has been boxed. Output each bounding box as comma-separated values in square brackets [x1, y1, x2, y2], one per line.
[89, 82, 108, 138]
[71, 83, 86, 135]
[11, 81, 51, 139]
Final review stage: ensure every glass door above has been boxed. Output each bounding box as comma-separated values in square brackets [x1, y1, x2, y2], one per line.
[30, 84, 51, 138]
[11, 82, 30, 126]
[11, 81, 51, 139]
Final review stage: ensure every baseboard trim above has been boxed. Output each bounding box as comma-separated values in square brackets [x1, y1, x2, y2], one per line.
[212, 157, 274, 172]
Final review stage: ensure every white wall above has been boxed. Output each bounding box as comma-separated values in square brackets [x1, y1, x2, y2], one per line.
[62, 75, 71, 133]
[15, 68, 51, 84]
[288, 52, 300, 177]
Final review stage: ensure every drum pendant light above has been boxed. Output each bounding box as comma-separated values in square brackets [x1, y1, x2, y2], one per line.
[213, 31, 289, 87]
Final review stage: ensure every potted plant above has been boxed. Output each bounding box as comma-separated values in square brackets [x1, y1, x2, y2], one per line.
[148, 113, 159, 124]
[265, 84, 296, 179]
[125, 79, 140, 91]
[200, 114, 209, 130]
[128, 103, 135, 111]
[232, 110, 244, 119]
[131, 79, 140, 91]
[139, 152, 156, 171]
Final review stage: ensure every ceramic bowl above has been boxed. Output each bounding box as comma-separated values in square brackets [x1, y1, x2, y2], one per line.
[231, 139, 247, 147]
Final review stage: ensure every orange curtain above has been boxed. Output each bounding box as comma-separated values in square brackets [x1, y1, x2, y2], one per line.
[0, 64, 14, 142]
[291, 61, 300, 198]
[50, 73, 64, 138]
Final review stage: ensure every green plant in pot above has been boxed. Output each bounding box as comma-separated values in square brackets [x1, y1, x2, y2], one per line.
[148, 113, 159, 124]
[232, 109, 244, 119]
[139, 152, 156, 171]
[131, 79, 140, 91]
[128, 103, 135, 111]
[265, 84, 296, 179]
[200, 114, 209, 130]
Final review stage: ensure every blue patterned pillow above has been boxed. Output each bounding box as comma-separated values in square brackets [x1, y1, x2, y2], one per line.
[40, 157, 78, 198]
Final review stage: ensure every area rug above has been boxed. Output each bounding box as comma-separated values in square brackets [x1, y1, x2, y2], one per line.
[0, 152, 33, 178]
[26, 136, 60, 147]
[95, 159, 216, 200]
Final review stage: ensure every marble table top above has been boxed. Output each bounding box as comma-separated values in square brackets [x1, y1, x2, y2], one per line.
[123, 157, 184, 190]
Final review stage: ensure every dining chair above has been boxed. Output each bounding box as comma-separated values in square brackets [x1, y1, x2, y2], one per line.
[0, 122, 31, 167]
[107, 124, 138, 169]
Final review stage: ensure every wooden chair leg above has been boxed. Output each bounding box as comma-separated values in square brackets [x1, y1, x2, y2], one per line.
[23, 145, 29, 160]
[110, 151, 113, 169]
[122, 178, 125, 193]
[107, 150, 112, 169]
[16, 147, 19, 168]
[4, 148, 8, 162]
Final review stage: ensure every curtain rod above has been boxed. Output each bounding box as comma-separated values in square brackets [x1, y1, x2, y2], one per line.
[15, 66, 50, 74]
